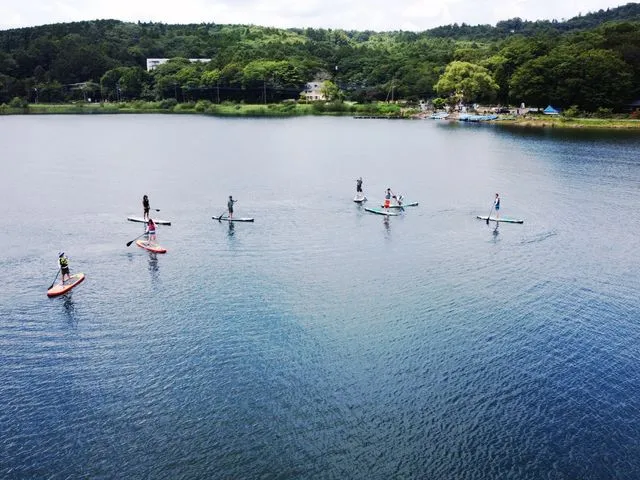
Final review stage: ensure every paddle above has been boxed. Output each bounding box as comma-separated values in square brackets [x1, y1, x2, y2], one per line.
[48, 268, 61, 290]
[126, 232, 147, 247]
[486, 204, 494, 225]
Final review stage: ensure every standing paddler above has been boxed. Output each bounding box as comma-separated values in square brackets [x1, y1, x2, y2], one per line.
[58, 252, 71, 284]
[227, 195, 237, 219]
[384, 188, 394, 210]
[142, 194, 150, 221]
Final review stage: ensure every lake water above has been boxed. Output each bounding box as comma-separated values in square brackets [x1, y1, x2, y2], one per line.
[1, 114, 640, 479]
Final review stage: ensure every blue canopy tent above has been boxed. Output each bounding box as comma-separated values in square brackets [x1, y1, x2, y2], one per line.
[544, 105, 560, 115]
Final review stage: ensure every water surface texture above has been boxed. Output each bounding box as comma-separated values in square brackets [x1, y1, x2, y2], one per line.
[1, 115, 640, 479]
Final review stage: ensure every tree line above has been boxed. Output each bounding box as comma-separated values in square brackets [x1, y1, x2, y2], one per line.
[0, 3, 639, 111]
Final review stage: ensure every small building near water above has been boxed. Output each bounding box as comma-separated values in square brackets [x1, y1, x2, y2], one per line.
[301, 81, 326, 101]
[544, 105, 560, 115]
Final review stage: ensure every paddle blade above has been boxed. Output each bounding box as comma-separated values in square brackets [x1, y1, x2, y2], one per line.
[126, 240, 134, 247]
[48, 269, 60, 289]
[486, 218, 489, 225]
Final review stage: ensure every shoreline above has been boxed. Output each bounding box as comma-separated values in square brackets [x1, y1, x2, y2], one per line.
[2, 103, 640, 129]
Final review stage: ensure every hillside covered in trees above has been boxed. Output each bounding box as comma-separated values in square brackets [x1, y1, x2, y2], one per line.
[1, 3, 640, 111]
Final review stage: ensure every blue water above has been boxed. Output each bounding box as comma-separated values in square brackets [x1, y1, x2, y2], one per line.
[1, 115, 640, 479]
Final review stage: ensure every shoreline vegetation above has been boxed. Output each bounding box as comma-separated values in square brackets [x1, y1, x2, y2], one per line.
[2, 101, 639, 129]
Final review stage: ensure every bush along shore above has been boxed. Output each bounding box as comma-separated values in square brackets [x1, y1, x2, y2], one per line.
[2, 99, 640, 128]
[0, 99, 417, 118]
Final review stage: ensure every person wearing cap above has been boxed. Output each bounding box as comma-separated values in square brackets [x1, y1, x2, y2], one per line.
[356, 177, 363, 193]
[58, 252, 70, 284]
[227, 195, 237, 219]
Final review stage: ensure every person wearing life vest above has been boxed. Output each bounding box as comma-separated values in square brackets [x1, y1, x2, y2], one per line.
[58, 252, 70, 284]
[143, 195, 150, 221]
[145, 218, 157, 243]
[494, 193, 501, 220]
[384, 188, 395, 210]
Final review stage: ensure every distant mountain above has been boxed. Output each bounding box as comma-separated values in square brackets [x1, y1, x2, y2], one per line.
[426, 2, 640, 40]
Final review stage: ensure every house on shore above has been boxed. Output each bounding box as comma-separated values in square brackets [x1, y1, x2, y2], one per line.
[301, 81, 326, 101]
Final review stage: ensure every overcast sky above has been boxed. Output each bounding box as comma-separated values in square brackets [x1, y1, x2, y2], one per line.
[0, 0, 630, 31]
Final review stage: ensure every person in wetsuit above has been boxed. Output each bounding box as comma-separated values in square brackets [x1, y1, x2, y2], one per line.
[143, 195, 150, 221]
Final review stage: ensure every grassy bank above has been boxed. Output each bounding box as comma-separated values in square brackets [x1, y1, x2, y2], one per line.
[0, 100, 417, 118]
[3, 102, 639, 128]
[497, 115, 640, 129]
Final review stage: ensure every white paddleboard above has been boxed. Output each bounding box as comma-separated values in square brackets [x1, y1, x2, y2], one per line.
[476, 215, 524, 224]
[212, 216, 255, 222]
[127, 216, 171, 226]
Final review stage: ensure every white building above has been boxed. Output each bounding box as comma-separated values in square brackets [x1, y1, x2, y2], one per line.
[146, 58, 211, 71]
[301, 81, 326, 101]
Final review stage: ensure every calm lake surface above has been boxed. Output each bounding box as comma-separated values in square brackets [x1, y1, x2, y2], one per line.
[1, 114, 640, 479]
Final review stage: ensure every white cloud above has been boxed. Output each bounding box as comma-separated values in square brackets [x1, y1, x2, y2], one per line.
[0, 0, 629, 31]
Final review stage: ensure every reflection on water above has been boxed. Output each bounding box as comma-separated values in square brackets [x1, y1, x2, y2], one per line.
[228, 222, 235, 237]
[147, 253, 160, 283]
[383, 215, 391, 239]
[3, 116, 640, 480]
[62, 294, 78, 325]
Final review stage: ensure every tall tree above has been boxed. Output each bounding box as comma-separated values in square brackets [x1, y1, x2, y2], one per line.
[434, 61, 499, 103]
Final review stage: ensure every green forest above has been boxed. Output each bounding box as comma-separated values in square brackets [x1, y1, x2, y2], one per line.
[1, 3, 640, 111]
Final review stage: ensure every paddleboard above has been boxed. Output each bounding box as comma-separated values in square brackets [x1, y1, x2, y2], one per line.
[380, 202, 419, 208]
[136, 239, 167, 253]
[364, 207, 400, 216]
[47, 273, 85, 297]
[127, 216, 171, 226]
[353, 194, 367, 203]
[212, 216, 255, 222]
[476, 215, 524, 224]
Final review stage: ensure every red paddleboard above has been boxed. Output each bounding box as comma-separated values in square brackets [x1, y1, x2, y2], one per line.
[136, 239, 167, 253]
[47, 273, 85, 297]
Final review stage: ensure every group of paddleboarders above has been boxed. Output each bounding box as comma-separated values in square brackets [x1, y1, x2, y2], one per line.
[139, 194, 238, 244]
[355, 178, 406, 210]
